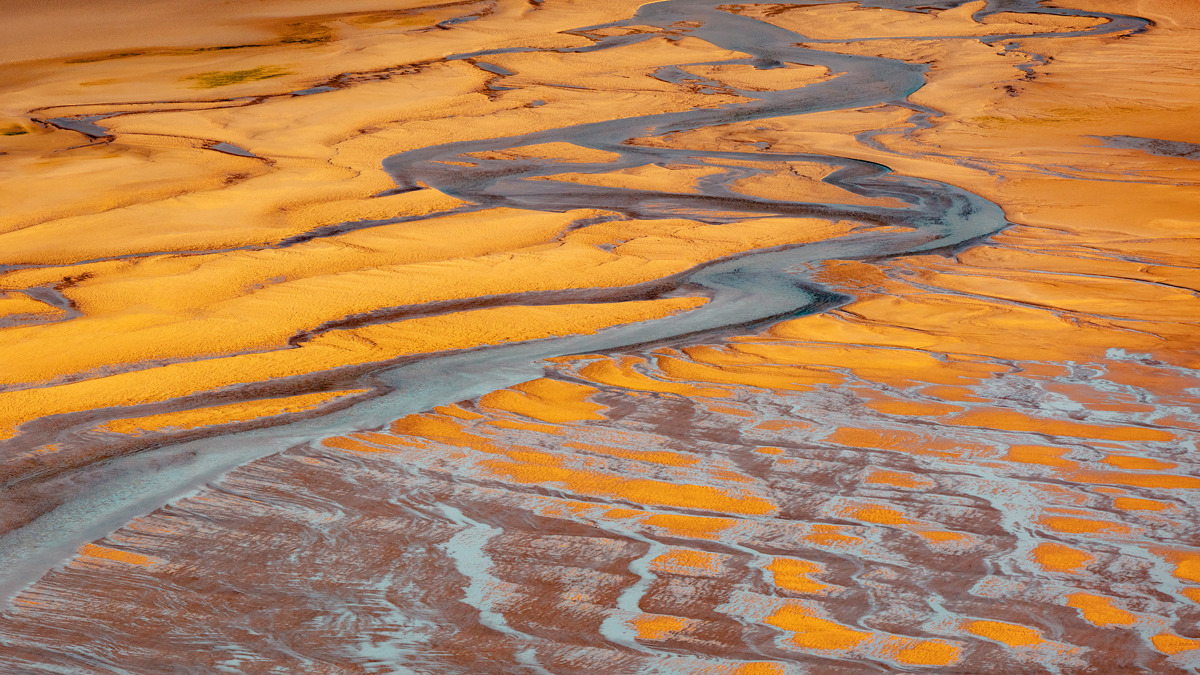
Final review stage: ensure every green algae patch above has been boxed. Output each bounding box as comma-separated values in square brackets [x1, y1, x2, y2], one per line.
[281, 22, 334, 44]
[185, 66, 289, 89]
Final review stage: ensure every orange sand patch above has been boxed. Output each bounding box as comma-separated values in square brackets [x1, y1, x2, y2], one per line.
[572, 216, 868, 272]
[1003, 445, 1077, 469]
[921, 386, 989, 403]
[963, 620, 1046, 647]
[535, 163, 726, 194]
[1184, 589, 1200, 604]
[1067, 471, 1200, 490]
[644, 514, 736, 540]
[1152, 415, 1200, 432]
[488, 419, 561, 434]
[432, 405, 483, 420]
[1040, 516, 1131, 536]
[655, 356, 831, 392]
[712, 469, 755, 484]
[730, 341, 1003, 389]
[755, 446, 785, 456]
[486, 449, 773, 515]
[844, 505, 915, 526]
[753, 420, 812, 432]
[740, 1, 1105, 40]
[1066, 593, 1136, 627]
[681, 62, 830, 92]
[706, 404, 754, 418]
[4, 202, 580, 378]
[1152, 550, 1200, 583]
[388, 414, 504, 454]
[632, 614, 686, 641]
[765, 604, 870, 651]
[768, 558, 829, 594]
[728, 663, 784, 675]
[865, 400, 964, 417]
[1019, 363, 1072, 378]
[1032, 542, 1094, 573]
[479, 378, 606, 424]
[101, 389, 366, 435]
[949, 409, 1175, 443]
[548, 499, 598, 518]
[323, 436, 397, 455]
[561, 440, 698, 467]
[1102, 455, 1177, 471]
[1103, 362, 1200, 402]
[651, 549, 719, 574]
[865, 470, 932, 489]
[483, 34, 752, 105]
[1088, 442, 1133, 451]
[577, 356, 729, 398]
[0, 297, 708, 441]
[1152, 634, 1200, 655]
[602, 508, 643, 520]
[918, 531, 968, 543]
[79, 543, 154, 566]
[465, 142, 620, 164]
[806, 524, 863, 548]
[1042, 381, 1150, 413]
[0, 292, 59, 319]
[723, 159, 905, 208]
[880, 637, 961, 667]
[1113, 497, 1171, 512]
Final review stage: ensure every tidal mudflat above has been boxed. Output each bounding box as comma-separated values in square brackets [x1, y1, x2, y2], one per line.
[0, 0, 1197, 672]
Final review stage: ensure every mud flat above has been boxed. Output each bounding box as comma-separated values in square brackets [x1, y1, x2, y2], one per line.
[0, 0, 1198, 672]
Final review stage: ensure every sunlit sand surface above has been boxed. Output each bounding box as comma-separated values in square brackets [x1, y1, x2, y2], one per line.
[1, 0, 1198, 672]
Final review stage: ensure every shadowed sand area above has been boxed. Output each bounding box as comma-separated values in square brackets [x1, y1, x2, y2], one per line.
[0, 0, 1198, 672]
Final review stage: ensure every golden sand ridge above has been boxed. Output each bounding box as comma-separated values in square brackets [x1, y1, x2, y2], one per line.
[0, 0, 1198, 672]
[0, 0, 770, 443]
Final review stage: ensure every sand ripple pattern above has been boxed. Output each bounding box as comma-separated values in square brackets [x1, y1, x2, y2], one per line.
[2, 345, 1198, 672]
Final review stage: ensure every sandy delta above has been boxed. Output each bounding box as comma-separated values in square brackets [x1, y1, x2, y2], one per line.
[0, 0, 1198, 672]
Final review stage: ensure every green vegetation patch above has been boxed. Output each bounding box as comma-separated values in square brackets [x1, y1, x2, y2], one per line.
[969, 115, 1011, 128]
[1, 124, 28, 136]
[281, 22, 334, 44]
[184, 65, 290, 89]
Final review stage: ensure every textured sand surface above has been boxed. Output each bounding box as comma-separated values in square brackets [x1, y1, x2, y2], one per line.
[0, 0, 1198, 672]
